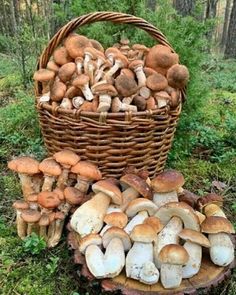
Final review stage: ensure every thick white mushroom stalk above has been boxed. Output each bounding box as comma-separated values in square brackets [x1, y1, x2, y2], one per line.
[182, 241, 202, 278]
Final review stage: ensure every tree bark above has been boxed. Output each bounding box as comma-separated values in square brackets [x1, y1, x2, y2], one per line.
[205, 0, 219, 20]
[221, 0, 231, 49]
[225, 0, 236, 58]
[173, 0, 195, 16]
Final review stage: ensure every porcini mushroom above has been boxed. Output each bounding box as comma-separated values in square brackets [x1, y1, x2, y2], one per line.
[204, 204, 226, 218]
[158, 244, 189, 289]
[201, 216, 235, 266]
[73, 74, 93, 101]
[167, 64, 189, 89]
[115, 74, 138, 97]
[53, 46, 73, 65]
[21, 209, 41, 236]
[179, 229, 210, 278]
[146, 73, 168, 92]
[12, 200, 29, 239]
[64, 34, 91, 59]
[58, 62, 76, 83]
[92, 83, 117, 112]
[39, 158, 62, 191]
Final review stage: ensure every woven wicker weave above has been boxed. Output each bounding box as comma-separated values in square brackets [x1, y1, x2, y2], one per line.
[35, 12, 185, 178]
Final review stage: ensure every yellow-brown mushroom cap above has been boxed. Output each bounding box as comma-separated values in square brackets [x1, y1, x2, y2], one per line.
[130, 224, 156, 243]
[37, 191, 61, 209]
[104, 212, 128, 228]
[8, 156, 40, 175]
[144, 216, 164, 234]
[92, 179, 122, 205]
[12, 200, 29, 210]
[53, 150, 80, 167]
[120, 174, 152, 199]
[201, 216, 235, 234]
[21, 209, 41, 223]
[71, 161, 102, 181]
[64, 34, 91, 59]
[39, 158, 62, 176]
[179, 229, 210, 248]
[158, 244, 189, 265]
[33, 69, 55, 82]
[64, 187, 84, 205]
[146, 73, 168, 91]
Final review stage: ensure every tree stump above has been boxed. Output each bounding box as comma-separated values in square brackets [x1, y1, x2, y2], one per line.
[67, 229, 235, 295]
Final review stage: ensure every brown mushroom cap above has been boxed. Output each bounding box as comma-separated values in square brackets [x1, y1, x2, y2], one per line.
[197, 193, 224, 211]
[115, 75, 138, 97]
[93, 83, 117, 96]
[47, 61, 60, 73]
[102, 226, 131, 251]
[167, 64, 189, 89]
[8, 156, 40, 175]
[39, 214, 50, 227]
[79, 233, 102, 254]
[144, 67, 157, 77]
[151, 170, 185, 193]
[13, 200, 29, 210]
[105, 47, 120, 58]
[50, 81, 67, 102]
[146, 97, 157, 110]
[133, 96, 147, 111]
[120, 174, 152, 199]
[53, 46, 72, 65]
[39, 158, 62, 176]
[84, 47, 99, 59]
[33, 69, 55, 82]
[58, 62, 76, 82]
[146, 73, 168, 91]
[115, 53, 128, 67]
[90, 39, 104, 52]
[201, 216, 235, 234]
[71, 161, 101, 180]
[120, 68, 135, 79]
[129, 60, 144, 71]
[27, 193, 38, 203]
[21, 209, 41, 223]
[158, 244, 189, 265]
[130, 224, 156, 243]
[53, 150, 80, 167]
[64, 187, 84, 205]
[104, 212, 128, 228]
[53, 188, 65, 201]
[37, 191, 61, 209]
[154, 91, 170, 101]
[64, 34, 91, 59]
[65, 86, 82, 99]
[144, 216, 164, 234]
[126, 198, 157, 217]
[72, 74, 90, 88]
[179, 229, 210, 248]
[92, 179, 123, 205]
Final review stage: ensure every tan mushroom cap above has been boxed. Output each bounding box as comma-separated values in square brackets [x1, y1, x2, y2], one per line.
[167, 64, 189, 89]
[120, 68, 135, 79]
[53, 46, 72, 65]
[79, 233, 102, 254]
[158, 244, 189, 265]
[92, 180, 122, 205]
[33, 69, 55, 82]
[144, 216, 164, 234]
[179, 229, 210, 248]
[144, 67, 157, 77]
[47, 60, 59, 73]
[27, 193, 38, 203]
[8, 156, 40, 175]
[93, 83, 118, 96]
[105, 47, 120, 58]
[90, 39, 104, 52]
[64, 34, 91, 58]
[155, 202, 200, 231]
[104, 212, 128, 228]
[39, 214, 50, 226]
[132, 44, 148, 51]
[201, 216, 235, 234]
[21, 209, 41, 223]
[130, 224, 156, 243]
[129, 60, 144, 71]
[84, 46, 100, 59]
[102, 226, 131, 251]
[39, 158, 62, 176]
[58, 62, 76, 82]
[64, 187, 84, 205]
[53, 188, 65, 201]
[37, 191, 61, 209]
[126, 198, 157, 217]
[115, 75, 138, 97]
[71, 161, 102, 181]
[53, 150, 80, 167]
[146, 73, 168, 91]
[204, 204, 225, 217]
[50, 81, 67, 102]
[151, 170, 185, 193]
[12, 200, 29, 210]
[72, 74, 90, 88]
[114, 53, 128, 67]
[120, 174, 152, 199]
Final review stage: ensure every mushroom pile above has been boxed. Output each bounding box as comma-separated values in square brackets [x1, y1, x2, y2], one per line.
[34, 35, 189, 112]
[8, 149, 102, 247]
[70, 169, 235, 289]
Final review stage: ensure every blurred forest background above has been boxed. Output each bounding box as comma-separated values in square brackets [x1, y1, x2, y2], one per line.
[0, 1, 235, 294]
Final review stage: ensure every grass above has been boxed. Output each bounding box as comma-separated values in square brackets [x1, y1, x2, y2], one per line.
[0, 54, 235, 294]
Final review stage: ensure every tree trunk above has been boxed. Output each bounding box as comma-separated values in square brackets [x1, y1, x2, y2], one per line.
[173, 0, 195, 16]
[205, 0, 219, 19]
[225, 0, 236, 58]
[9, 0, 17, 34]
[221, 0, 231, 49]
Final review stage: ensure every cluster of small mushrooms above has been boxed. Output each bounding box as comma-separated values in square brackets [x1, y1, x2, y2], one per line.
[8, 149, 102, 248]
[70, 169, 235, 289]
[34, 34, 189, 112]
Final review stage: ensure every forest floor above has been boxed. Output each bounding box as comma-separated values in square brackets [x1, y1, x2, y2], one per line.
[0, 55, 235, 295]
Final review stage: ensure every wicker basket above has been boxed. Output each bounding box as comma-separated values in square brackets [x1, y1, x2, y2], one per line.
[35, 12, 185, 179]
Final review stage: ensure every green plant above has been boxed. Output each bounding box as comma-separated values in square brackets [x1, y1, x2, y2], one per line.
[46, 256, 60, 275]
[23, 233, 46, 255]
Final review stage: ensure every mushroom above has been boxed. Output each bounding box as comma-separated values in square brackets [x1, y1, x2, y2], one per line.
[94, 60, 112, 83]
[151, 170, 185, 209]
[178, 189, 200, 208]
[195, 210, 206, 224]
[64, 34, 91, 59]
[87, 61, 97, 85]
[100, 211, 127, 236]
[27, 193, 38, 210]
[126, 224, 159, 284]
[65, 86, 82, 99]
[60, 97, 73, 109]
[92, 83, 117, 112]
[133, 95, 146, 111]
[132, 44, 149, 60]
[39, 158, 62, 191]
[39, 92, 50, 103]
[139, 86, 151, 99]
[154, 91, 171, 108]
[58, 62, 76, 83]
[158, 244, 189, 289]
[146, 97, 157, 110]
[47, 60, 59, 73]
[73, 74, 93, 101]
[197, 193, 224, 212]
[201, 216, 235, 266]
[122, 96, 134, 105]
[61, 186, 85, 215]
[50, 81, 67, 102]
[38, 214, 50, 241]
[53, 150, 80, 189]
[72, 96, 85, 109]
[105, 47, 120, 65]
[21, 209, 41, 236]
[144, 216, 164, 234]
[120, 68, 135, 79]
[129, 60, 146, 87]
[167, 64, 189, 89]
[102, 227, 131, 277]
[37, 191, 61, 214]
[53, 46, 73, 65]
[47, 211, 66, 248]
[8, 156, 40, 200]
[179, 229, 210, 278]
[12, 200, 29, 239]
[75, 57, 84, 75]
[111, 97, 137, 112]
[83, 47, 99, 74]
[71, 161, 102, 194]
[204, 204, 226, 218]
[70, 180, 122, 237]
[104, 53, 128, 79]
[115, 74, 138, 97]
[146, 73, 168, 92]
[90, 39, 104, 52]
[120, 186, 139, 212]
[33, 69, 55, 93]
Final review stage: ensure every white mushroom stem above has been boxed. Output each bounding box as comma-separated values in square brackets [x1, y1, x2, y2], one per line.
[75, 59, 83, 75]
[97, 94, 111, 112]
[105, 60, 123, 78]
[124, 211, 148, 235]
[15, 210, 27, 239]
[154, 217, 183, 268]
[134, 66, 146, 87]
[70, 192, 110, 237]
[60, 97, 72, 109]
[96, 57, 105, 71]
[182, 241, 202, 278]
[208, 233, 234, 266]
[72, 96, 85, 109]
[120, 187, 139, 212]
[74, 176, 90, 194]
[87, 62, 96, 85]
[95, 63, 109, 83]
[122, 96, 133, 105]
[120, 101, 137, 112]
[47, 218, 65, 248]
[100, 224, 112, 236]
[80, 82, 93, 101]
[85, 245, 106, 278]
[160, 263, 182, 289]
[42, 175, 56, 192]
[153, 191, 178, 209]
[18, 174, 35, 200]
[83, 53, 92, 74]
[39, 92, 50, 103]
[157, 98, 168, 108]
[139, 261, 159, 285]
